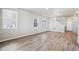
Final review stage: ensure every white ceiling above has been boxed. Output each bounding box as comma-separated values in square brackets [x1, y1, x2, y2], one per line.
[23, 8, 79, 18]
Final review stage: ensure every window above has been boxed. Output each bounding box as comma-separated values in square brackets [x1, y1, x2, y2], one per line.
[2, 9, 17, 29]
[34, 17, 39, 27]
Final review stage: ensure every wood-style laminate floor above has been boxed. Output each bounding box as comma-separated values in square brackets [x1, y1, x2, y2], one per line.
[0, 31, 79, 51]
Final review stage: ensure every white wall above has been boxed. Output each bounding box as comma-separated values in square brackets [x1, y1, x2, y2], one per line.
[72, 17, 79, 33]
[77, 25, 79, 44]
[0, 8, 48, 42]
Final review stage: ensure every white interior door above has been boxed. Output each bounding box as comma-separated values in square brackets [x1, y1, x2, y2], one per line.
[66, 19, 72, 31]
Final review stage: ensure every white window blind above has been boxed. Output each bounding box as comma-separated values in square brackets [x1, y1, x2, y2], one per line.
[2, 9, 17, 29]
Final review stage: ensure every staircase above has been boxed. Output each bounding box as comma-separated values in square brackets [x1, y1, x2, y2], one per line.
[56, 17, 67, 32]
[49, 17, 65, 32]
[56, 17, 67, 26]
